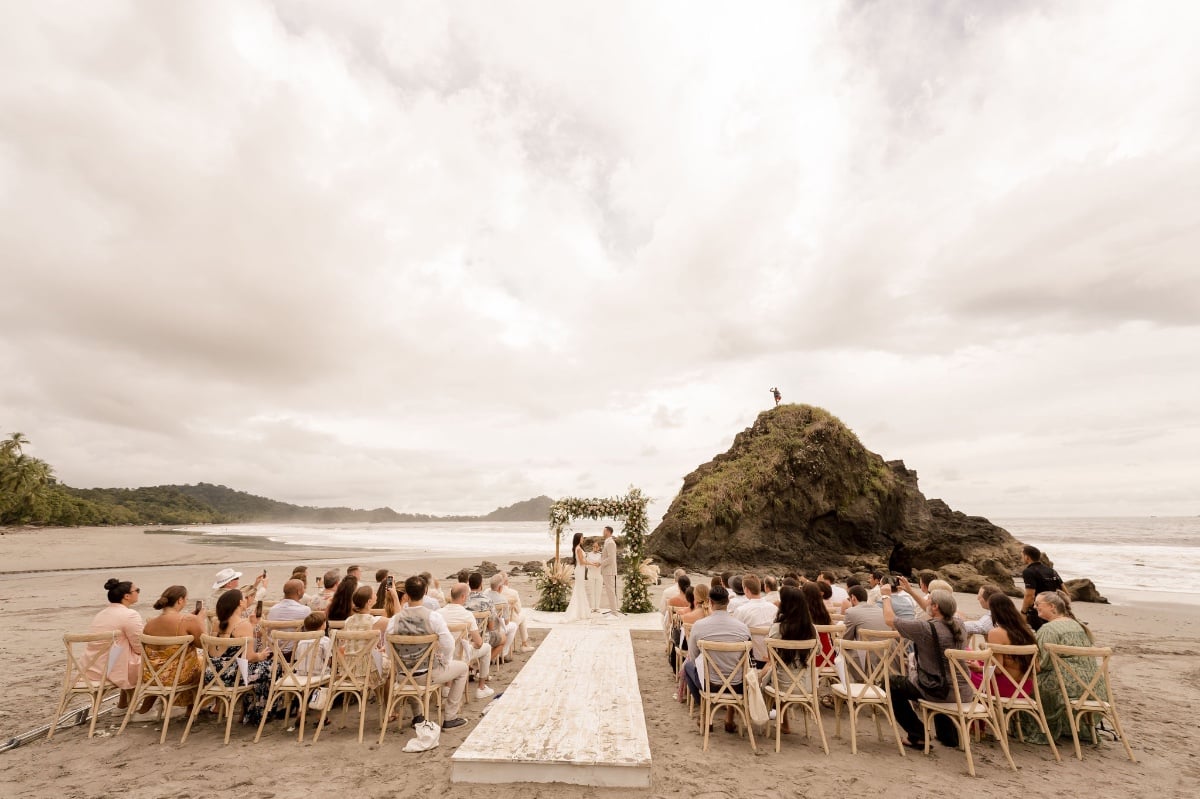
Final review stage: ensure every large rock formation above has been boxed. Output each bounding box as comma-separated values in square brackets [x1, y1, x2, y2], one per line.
[647, 405, 1026, 593]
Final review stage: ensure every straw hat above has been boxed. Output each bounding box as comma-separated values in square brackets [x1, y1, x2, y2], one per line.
[212, 568, 242, 590]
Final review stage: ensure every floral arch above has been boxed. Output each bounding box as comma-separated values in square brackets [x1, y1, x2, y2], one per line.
[543, 487, 654, 614]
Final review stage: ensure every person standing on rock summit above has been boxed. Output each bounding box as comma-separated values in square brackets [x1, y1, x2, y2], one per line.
[770, 387, 782, 406]
[601, 525, 620, 613]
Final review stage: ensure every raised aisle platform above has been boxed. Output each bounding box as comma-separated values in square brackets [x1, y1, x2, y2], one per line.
[450, 624, 652, 787]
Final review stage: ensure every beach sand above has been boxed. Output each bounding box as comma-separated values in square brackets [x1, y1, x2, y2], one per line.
[1, 527, 1196, 798]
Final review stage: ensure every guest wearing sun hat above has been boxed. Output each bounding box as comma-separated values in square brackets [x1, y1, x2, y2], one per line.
[208, 567, 267, 612]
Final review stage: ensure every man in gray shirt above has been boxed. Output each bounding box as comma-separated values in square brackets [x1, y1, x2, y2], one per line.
[683, 586, 751, 729]
[842, 585, 890, 641]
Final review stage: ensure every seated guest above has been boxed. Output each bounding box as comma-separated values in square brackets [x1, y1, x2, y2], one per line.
[374, 570, 392, 610]
[142, 585, 205, 711]
[209, 568, 267, 612]
[293, 612, 332, 677]
[883, 576, 919, 620]
[710, 574, 726, 590]
[1034, 590, 1101, 742]
[267, 579, 314, 623]
[87, 578, 146, 713]
[498, 571, 535, 652]
[765, 585, 816, 734]
[661, 568, 687, 609]
[816, 580, 838, 615]
[727, 575, 747, 612]
[487, 573, 520, 660]
[801, 582, 837, 667]
[866, 571, 885, 604]
[732, 574, 777, 667]
[683, 586, 750, 733]
[344, 585, 383, 653]
[681, 584, 711, 625]
[963, 584, 1004, 636]
[208, 589, 272, 724]
[842, 585, 889, 641]
[761, 575, 780, 605]
[818, 570, 849, 608]
[970, 593, 1034, 697]
[346, 565, 362, 583]
[439, 583, 495, 700]
[882, 585, 971, 748]
[421, 572, 444, 607]
[466, 573, 505, 663]
[326, 576, 358, 623]
[387, 575, 469, 729]
[309, 569, 340, 612]
[667, 575, 692, 611]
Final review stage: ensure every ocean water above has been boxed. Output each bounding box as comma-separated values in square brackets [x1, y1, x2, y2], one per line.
[994, 517, 1200, 605]
[188, 517, 1200, 605]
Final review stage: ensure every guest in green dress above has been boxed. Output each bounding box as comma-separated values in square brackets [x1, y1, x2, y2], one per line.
[1034, 591, 1101, 742]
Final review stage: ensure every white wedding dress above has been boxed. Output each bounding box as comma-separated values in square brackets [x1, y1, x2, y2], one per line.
[564, 546, 592, 621]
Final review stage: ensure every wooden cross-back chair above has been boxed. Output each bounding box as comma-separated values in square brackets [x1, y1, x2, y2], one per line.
[48, 631, 118, 740]
[917, 648, 1016, 777]
[255, 630, 330, 742]
[312, 629, 383, 743]
[181, 635, 254, 745]
[379, 633, 441, 744]
[981, 642, 1060, 762]
[697, 639, 756, 752]
[1043, 643, 1136, 762]
[763, 637, 827, 754]
[831, 638, 906, 757]
[118, 633, 195, 743]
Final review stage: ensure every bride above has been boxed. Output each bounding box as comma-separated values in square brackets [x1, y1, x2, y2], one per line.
[563, 532, 592, 621]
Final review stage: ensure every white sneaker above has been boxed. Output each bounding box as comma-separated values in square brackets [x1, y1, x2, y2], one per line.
[474, 686, 495, 700]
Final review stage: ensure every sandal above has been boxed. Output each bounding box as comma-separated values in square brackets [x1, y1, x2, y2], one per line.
[902, 738, 926, 750]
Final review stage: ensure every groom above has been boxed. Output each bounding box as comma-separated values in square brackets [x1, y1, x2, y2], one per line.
[600, 525, 620, 613]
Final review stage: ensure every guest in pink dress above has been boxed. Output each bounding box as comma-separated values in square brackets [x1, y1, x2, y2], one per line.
[86, 578, 146, 710]
[969, 593, 1036, 697]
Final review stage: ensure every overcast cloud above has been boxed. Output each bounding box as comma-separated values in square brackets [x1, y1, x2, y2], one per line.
[2, 1, 1197, 520]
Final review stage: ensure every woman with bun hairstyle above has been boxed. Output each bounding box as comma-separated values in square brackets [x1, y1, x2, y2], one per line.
[86, 578, 146, 709]
[141, 585, 206, 709]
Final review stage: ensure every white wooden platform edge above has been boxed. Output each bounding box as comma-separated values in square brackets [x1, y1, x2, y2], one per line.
[450, 626, 652, 787]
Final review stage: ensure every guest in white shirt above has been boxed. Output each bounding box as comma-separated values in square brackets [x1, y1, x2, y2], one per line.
[732, 574, 777, 667]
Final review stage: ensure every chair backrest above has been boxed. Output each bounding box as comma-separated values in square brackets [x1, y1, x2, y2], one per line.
[859, 629, 906, 675]
[327, 620, 347, 630]
[748, 626, 771, 661]
[65, 631, 118, 692]
[835, 638, 893, 697]
[384, 633, 439, 692]
[981, 642, 1040, 706]
[1043, 643, 1114, 709]
[137, 634, 195, 694]
[765, 638, 819, 701]
[329, 629, 380, 684]
[272, 630, 328, 684]
[942, 648, 987, 710]
[445, 623, 470, 660]
[471, 610, 492, 632]
[698, 640, 751, 698]
[197, 634, 252, 693]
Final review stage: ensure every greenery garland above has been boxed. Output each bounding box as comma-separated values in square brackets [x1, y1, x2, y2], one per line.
[545, 487, 654, 614]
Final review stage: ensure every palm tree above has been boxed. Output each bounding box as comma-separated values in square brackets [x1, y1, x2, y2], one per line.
[1, 431, 29, 457]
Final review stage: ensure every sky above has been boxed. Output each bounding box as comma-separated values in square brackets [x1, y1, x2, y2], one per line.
[2, 1, 1198, 522]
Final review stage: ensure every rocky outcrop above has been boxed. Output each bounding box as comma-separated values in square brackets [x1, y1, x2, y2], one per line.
[1064, 578, 1109, 604]
[647, 405, 1031, 594]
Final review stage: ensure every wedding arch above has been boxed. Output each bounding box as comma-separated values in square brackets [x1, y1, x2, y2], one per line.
[544, 487, 654, 614]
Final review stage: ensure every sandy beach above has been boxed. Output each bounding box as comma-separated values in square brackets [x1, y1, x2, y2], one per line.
[1, 526, 1196, 798]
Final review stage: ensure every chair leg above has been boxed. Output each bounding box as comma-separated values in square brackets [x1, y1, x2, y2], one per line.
[296, 692, 309, 742]
[960, 717, 976, 778]
[223, 698, 236, 745]
[159, 695, 177, 745]
[1109, 709, 1137, 763]
[1067, 708, 1083, 760]
[847, 702, 859, 755]
[254, 689, 275, 743]
[989, 714, 1017, 772]
[181, 700, 200, 743]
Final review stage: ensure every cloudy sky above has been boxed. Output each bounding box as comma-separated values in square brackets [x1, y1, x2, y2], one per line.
[2, 1, 1197, 521]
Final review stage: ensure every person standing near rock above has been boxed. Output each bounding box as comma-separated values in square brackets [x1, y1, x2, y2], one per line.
[1019, 545, 1065, 631]
[770, 387, 782, 406]
[601, 525, 620, 613]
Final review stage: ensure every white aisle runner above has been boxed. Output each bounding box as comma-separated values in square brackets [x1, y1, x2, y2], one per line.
[450, 625, 652, 787]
